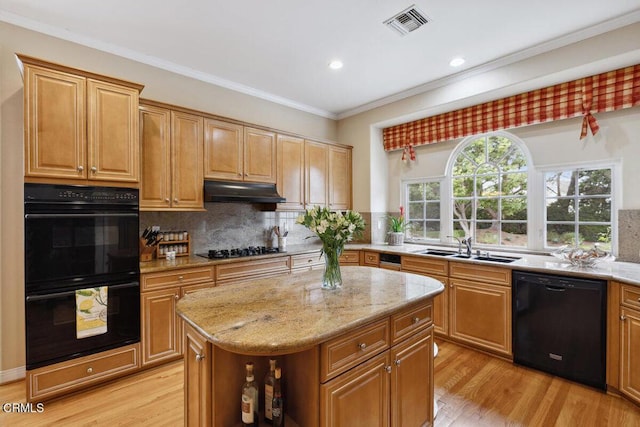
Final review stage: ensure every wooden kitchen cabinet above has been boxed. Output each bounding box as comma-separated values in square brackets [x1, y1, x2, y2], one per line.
[448, 261, 512, 357]
[305, 140, 329, 208]
[184, 322, 212, 427]
[140, 265, 214, 367]
[21, 55, 142, 185]
[139, 101, 204, 210]
[362, 251, 380, 267]
[615, 282, 640, 405]
[290, 251, 324, 273]
[328, 145, 352, 211]
[339, 249, 361, 266]
[215, 256, 290, 286]
[277, 134, 306, 211]
[203, 121, 277, 183]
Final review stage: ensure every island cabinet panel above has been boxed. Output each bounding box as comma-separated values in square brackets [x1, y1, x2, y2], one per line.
[390, 328, 434, 427]
[431, 276, 449, 336]
[390, 300, 433, 345]
[215, 256, 291, 285]
[320, 318, 390, 382]
[320, 351, 391, 427]
[449, 278, 512, 357]
[290, 251, 324, 273]
[184, 323, 212, 427]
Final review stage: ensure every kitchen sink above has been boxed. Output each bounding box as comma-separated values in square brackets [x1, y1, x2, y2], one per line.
[419, 251, 520, 263]
[474, 255, 520, 263]
[415, 249, 458, 256]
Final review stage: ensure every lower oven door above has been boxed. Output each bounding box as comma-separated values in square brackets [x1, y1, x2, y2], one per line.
[26, 280, 140, 370]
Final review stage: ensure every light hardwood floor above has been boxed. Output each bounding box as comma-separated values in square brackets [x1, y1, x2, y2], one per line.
[1, 340, 639, 426]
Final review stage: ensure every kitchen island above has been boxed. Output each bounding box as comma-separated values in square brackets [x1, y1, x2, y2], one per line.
[176, 266, 444, 427]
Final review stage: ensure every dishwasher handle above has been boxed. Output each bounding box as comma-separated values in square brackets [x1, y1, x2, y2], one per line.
[545, 285, 566, 292]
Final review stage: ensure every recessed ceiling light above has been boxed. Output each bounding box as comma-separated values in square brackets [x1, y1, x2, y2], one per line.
[328, 60, 343, 70]
[449, 57, 465, 67]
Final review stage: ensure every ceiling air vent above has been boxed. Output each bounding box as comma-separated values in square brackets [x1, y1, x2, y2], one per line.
[384, 5, 430, 36]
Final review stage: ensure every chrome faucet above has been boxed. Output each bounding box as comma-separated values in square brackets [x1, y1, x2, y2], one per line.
[448, 235, 472, 256]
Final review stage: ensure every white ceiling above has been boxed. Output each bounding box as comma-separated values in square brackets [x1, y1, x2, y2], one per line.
[2, 0, 640, 119]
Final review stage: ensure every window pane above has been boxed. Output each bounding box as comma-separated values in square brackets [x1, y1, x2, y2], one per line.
[425, 221, 440, 239]
[476, 164, 498, 176]
[462, 139, 486, 165]
[408, 202, 425, 219]
[578, 225, 611, 250]
[452, 221, 468, 238]
[502, 172, 527, 196]
[425, 202, 440, 219]
[424, 182, 440, 199]
[578, 198, 611, 222]
[477, 198, 498, 220]
[502, 198, 527, 220]
[502, 149, 528, 172]
[408, 183, 425, 201]
[453, 199, 472, 219]
[453, 177, 473, 197]
[408, 221, 424, 239]
[477, 175, 499, 196]
[546, 224, 577, 247]
[545, 171, 576, 197]
[487, 135, 512, 163]
[546, 198, 575, 221]
[502, 223, 527, 246]
[476, 222, 499, 245]
[578, 169, 611, 196]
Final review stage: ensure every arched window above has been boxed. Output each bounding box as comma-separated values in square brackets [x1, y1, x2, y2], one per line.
[450, 133, 529, 248]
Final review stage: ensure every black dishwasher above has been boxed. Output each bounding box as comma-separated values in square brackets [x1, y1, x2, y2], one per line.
[512, 270, 606, 390]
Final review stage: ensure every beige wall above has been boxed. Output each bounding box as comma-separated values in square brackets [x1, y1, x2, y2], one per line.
[0, 22, 337, 379]
[338, 23, 640, 214]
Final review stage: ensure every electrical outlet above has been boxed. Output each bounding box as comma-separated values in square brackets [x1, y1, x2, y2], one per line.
[377, 220, 382, 230]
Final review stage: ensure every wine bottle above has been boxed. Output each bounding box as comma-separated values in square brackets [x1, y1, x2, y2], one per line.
[264, 359, 277, 424]
[272, 367, 284, 427]
[241, 362, 259, 427]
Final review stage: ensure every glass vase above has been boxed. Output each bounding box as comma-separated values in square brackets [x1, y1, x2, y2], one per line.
[322, 245, 343, 289]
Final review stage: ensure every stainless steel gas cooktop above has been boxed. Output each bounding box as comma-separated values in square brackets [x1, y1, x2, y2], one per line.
[196, 246, 279, 259]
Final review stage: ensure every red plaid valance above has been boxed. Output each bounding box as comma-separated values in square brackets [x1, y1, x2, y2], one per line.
[383, 64, 640, 151]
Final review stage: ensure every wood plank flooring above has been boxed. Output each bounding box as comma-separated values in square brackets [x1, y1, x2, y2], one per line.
[0, 340, 638, 426]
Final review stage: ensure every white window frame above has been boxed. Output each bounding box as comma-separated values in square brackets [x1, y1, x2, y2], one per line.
[401, 176, 446, 243]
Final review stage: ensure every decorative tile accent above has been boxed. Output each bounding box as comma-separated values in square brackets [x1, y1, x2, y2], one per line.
[618, 210, 640, 263]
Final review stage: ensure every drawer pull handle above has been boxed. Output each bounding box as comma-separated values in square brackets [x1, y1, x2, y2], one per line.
[358, 342, 367, 351]
[91, 166, 97, 173]
[195, 354, 205, 362]
[395, 359, 401, 367]
[178, 276, 184, 281]
[86, 367, 93, 374]
[384, 365, 392, 373]
[621, 315, 627, 321]
[77, 166, 84, 172]
[174, 294, 179, 300]
[413, 317, 420, 324]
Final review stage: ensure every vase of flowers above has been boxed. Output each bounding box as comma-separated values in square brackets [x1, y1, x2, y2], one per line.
[388, 206, 407, 246]
[297, 206, 366, 289]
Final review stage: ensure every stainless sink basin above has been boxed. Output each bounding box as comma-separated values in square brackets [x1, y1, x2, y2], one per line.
[475, 255, 520, 263]
[416, 249, 458, 256]
[414, 249, 520, 264]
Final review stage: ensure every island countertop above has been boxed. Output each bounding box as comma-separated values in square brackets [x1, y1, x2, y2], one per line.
[176, 266, 445, 356]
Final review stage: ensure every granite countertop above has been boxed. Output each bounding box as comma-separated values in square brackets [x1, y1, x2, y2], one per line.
[176, 266, 444, 356]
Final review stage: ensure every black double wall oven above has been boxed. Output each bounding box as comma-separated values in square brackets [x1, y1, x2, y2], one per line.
[24, 183, 140, 370]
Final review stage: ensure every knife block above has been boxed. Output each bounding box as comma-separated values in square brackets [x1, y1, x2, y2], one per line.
[140, 238, 156, 262]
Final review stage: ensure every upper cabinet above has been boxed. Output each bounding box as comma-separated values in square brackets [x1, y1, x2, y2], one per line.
[204, 121, 277, 184]
[139, 101, 204, 211]
[328, 145, 352, 211]
[305, 140, 329, 208]
[20, 55, 143, 185]
[276, 134, 305, 211]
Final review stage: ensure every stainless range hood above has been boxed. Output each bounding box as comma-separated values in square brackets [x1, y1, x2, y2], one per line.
[203, 179, 286, 204]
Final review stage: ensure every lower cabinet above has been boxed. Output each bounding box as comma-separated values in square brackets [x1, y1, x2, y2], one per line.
[619, 283, 640, 404]
[184, 322, 212, 427]
[339, 250, 360, 266]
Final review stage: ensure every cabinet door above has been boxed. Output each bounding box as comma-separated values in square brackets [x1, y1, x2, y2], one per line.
[171, 111, 204, 209]
[305, 140, 329, 208]
[140, 104, 172, 209]
[244, 127, 277, 183]
[184, 323, 212, 427]
[277, 134, 305, 211]
[328, 146, 351, 210]
[449, 278, 512, 356]
[432, 276, 449, 336]
[390, 328, 433, 427]
[87, 79, 139, 182]
[321, 351, 390, 427]
[141, 288, 182, 367]
[620, 307, 640, 403]
[203, 118, 243, 181]
[23, 65, 86, 179]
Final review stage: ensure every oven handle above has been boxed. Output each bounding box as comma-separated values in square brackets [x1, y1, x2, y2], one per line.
[25, 213, 139, 219]
[26, 282, 139, 301]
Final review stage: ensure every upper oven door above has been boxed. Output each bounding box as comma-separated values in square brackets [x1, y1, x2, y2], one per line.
[25, 204, 139, 291]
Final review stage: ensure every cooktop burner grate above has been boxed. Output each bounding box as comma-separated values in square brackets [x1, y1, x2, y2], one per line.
[196, 246, 279, 259]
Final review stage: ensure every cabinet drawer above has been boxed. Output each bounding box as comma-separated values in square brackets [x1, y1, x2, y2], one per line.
[449, 261, 511, 286]
[27, 343, 139, 402]
[621, 284, 640, 310]
[362, 251, 380, 267]
[142, 266, 215, 291]
[290, 252, 324, 270]
[339, 250, 360, 265]
[216, 256, 290, 285]
[391, 300, 433, 345]
[401, 255, 448, 277]
[320, 318, 390, 383]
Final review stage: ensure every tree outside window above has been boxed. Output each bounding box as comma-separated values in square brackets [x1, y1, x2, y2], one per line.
[406, 181, 440, 240]
[451, 134, 528, 247]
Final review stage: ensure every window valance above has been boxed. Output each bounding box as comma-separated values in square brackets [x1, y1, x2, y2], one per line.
[382, 64, 640, 152]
